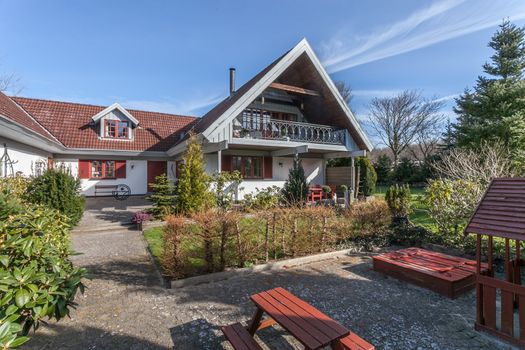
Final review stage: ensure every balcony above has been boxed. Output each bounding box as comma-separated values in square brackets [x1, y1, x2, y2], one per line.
[232, 117, 346, 145]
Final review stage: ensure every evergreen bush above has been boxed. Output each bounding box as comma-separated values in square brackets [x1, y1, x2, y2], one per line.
[282, 153, 308, 205]
[356, 157, 377, 196]
[385, 184, 412, 220]
[147, 174, 176, 219]
[25, 169, 85, 226]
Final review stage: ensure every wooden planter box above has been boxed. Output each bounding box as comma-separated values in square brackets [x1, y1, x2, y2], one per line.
[373, 247, 489, 299]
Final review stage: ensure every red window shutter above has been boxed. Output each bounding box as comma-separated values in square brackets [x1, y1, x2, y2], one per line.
[78, 160, 91, 179]
[115, 160, 126, 178]
[222, 155, 232, 172]
[263, 156, 272, 179]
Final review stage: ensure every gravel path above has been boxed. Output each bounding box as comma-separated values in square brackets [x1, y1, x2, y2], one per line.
[24, 203, 515, 349]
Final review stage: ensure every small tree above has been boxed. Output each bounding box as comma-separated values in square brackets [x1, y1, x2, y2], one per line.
[175, 135, 214, 215]
[282, 153, 308, 205]
[374, 154, 392, 185]
[385, 184, 412, 221]
[211, 170, 242, 210]
[356, 157, 377, 196]
[147, 174, 176, 219]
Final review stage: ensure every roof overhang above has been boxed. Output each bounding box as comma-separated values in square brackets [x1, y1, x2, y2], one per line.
[91, 103, 139, 126]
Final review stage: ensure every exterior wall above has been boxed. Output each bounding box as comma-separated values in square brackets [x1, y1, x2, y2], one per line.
[204, 154, 219, 174]
[56, 159, 148, 196]
[98, 109, 134, 140]
[0, 137, 51, 176]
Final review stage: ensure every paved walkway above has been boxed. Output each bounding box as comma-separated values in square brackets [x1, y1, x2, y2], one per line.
[25, 199, 515, 349]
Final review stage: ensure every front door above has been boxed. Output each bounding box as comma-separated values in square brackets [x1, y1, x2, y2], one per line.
[147, 161, 167, 192]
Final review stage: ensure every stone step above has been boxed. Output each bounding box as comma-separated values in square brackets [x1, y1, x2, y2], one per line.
[72, 223, 135, 234]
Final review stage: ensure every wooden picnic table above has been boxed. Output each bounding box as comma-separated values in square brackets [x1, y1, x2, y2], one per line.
[247, 287, 350, 349]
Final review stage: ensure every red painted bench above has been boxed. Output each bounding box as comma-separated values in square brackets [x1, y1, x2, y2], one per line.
[221, 322, 262, 350]
[339, 332, 375, 350]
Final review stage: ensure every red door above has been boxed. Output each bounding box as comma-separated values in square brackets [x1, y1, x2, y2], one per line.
[147, 161, 167, 192]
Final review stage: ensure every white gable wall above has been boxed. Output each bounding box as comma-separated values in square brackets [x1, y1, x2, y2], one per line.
[0, 137, 51, 176]
[98, 109, 134, 140]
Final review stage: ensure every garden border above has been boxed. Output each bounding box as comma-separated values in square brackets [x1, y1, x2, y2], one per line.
[170, 248, 362, 289]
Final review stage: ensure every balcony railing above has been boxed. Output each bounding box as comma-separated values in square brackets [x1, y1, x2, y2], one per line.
[233, 117, 346, 145]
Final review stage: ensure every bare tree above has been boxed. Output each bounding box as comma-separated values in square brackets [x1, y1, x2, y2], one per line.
[0, 67, 23, 95]
[433, 141, 516, 186]
[411, 112, 444, 162]
[335, 81, 352, 106]
[368, 90, 444, 165]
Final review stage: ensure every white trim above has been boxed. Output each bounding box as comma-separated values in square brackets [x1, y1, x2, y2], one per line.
[200, 38, 373, 152]
[271, 145, 308, 157]
[202, 140, 228, 154]
[323, 150, 366, 159]
[229, 137, 349, 152]
[91, 103, 139, 126]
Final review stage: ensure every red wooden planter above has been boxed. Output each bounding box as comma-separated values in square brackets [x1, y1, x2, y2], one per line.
[373, 247, 489, 299]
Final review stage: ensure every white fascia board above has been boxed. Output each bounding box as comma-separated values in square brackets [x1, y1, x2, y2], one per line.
[323, 150, 366, 159]
[300, 41, 373, 152]
[229, 138, 348, 152]
[202, 140, 228, 154]
[56, 149, 169, 157]
[201, 40, 310, 142]
[0, 116, 64, 153]
[271, 145, 308, 157]
[91, 103, 140, 126]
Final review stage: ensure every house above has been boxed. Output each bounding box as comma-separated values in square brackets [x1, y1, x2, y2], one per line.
[0, 39, 372, 197]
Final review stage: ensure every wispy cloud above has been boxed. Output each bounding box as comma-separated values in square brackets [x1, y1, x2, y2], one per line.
[352, 89, 403, 97]
[121, 94, 224, 116]
[431, 94, 459, 103]
[321, 0, 525, 73]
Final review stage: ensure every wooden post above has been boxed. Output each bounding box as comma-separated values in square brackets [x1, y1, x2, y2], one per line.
[487, 235, 494, 277]
[476, 234, 484, 325]
[516, 240, 522, 286]
[505, 238, 512, 282]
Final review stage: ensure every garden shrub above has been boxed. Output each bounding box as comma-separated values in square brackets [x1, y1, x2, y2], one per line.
[0, 194, 86, 348]
[424, 179, 484, 243]
[0, 175, 29, 198]
[282, 153, 308, 205]
[147, 174, 176, 219]
[385, 184, 412, 220]
[374, 154, 392, 185]
[211, 171, 242, 210]
[356, 157, 377, 196]
[25, 169, 85, 226]
[161, 215, 190, 278]
[242, 186, 281, 211]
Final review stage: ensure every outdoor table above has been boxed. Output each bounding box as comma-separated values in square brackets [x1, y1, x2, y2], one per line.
[248, 287, 350, 350]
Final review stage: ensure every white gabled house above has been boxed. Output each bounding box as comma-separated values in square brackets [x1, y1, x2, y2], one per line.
[0, 39, 372, 197]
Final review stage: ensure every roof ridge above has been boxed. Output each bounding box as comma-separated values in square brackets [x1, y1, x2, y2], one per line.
[11, 96, 199, 120]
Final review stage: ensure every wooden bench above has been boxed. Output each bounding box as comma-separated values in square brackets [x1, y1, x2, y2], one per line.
[94, 185, 117, 197]
[221, 323, 262, 350]
[339, 332, 375, 350]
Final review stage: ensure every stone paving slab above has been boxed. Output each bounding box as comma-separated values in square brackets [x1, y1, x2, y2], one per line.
[23, 209, 516, 350]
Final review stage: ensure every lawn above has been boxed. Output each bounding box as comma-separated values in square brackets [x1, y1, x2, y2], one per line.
[144, 226, 164, 263]
[375, 185, 435, 230]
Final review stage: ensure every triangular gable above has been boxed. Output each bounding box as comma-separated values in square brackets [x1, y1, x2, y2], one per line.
[197, 38, 373, 152]
[91, 102, 139, 126]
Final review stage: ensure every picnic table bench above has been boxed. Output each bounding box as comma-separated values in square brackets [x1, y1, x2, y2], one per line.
[222, 287, 374, 350]
[94, 184, 131, 200]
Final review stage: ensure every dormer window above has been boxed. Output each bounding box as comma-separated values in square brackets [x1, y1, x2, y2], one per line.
[105, 120, 129, 139]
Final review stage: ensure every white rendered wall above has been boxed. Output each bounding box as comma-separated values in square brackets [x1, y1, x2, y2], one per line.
[272, 157, 324, 184]
[0, 137, 51, 177]
[55, 159, 148, 196]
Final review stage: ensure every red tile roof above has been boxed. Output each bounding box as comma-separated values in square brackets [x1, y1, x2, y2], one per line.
[0, 92, 59, 143]
[11, 97, 198, 152]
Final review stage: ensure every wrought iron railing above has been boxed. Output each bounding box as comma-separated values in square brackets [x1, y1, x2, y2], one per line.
[233, 117, 346, 145]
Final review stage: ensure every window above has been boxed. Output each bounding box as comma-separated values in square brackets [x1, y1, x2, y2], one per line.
[232, 156, 262, 178]
[91, 160, 116, 179]
[104, 120, 130, 139]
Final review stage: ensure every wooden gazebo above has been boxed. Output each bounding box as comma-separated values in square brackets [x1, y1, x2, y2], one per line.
[465, 177, 525, 346]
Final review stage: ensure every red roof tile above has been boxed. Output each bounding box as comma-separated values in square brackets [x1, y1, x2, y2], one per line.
[0, 92, 59, 143]
[12, 97, 198, 152]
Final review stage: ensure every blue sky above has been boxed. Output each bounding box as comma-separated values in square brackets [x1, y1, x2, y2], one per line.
[1, 0, 525, 141]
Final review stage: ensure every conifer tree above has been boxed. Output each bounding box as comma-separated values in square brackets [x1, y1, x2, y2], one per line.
[454, 20, 525, 171]
[175, 135, 214, 214]
[282, 153, 308, 205]
[147, 174, 176, 219]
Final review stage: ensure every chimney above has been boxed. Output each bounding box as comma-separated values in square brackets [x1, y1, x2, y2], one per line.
[229, 67, 236, 96]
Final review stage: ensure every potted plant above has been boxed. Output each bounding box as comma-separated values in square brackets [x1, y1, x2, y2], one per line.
[131, 211, 152, 231]
[322, 185, 332, 200]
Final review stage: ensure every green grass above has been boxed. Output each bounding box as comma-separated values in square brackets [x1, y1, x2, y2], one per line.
[143, 226, 164, 264]
[375, 185, 436, 230]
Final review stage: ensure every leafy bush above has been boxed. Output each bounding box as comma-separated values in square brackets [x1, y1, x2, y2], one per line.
[242, 186, 281, 211]
[0, 194, 86, 348]
[0, 175, 29, 198]
[356, 157, 377, 196]
[385, 184, 412, 219]
[211, 171, 242, 210]
[424, 179, 484, 241]
[175, 135, 214, 215]
[25, 169, 85, 226]
[147, 174, 176, 219]
[388, 222, 431, 246]
[346, 199, 391, 249]
[282, 153, 308, 205]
